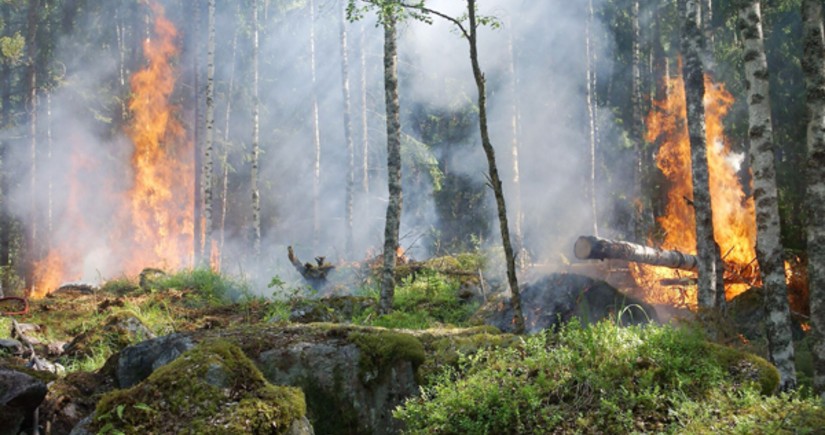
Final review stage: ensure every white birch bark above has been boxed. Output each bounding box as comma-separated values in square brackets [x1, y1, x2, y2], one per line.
[739, 0, 796, 390]
[251, 0, 261, 257]
[801, 0, 825, 400]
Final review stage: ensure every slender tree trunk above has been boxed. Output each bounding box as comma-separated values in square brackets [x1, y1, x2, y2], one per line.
[251, 0, 261, 257]
[585, 0, 599, 236]
[340, 0, 355, 256]
[45, 90, 52, 248]
[631, 0, 648, 242]
[701, 0, 714, 55]
[379, 12, 402, 315]
[507, 18, 525, 268]
[801, 0, 825, 400]
[680, 0, 724, 311]
[193, 0, 203, 266]
[309, 0, 322, 248]
[115, 8, 128, 123]
[738, 0, 796, 390]
[220, 4, 240, 265]
[464, 0, 524, 333]
[25, 0, 40, 291]
[360, 22, 370, 194]
[201, 0, 216, 267]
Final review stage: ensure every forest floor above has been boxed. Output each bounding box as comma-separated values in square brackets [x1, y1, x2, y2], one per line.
[1, 255, 824, 434]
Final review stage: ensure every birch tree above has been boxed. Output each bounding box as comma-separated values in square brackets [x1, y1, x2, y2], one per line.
[25, 0, 39, 290]
[193, 0, 203, 266]
[680, 0, 725, 311]
[251, 0, 262, 257]
[585, 0, 599, 236]
[202, 0, 216, 266]
[309, 0, 322, 247]
[340, 0, 355, 255]
[738, 0, 796, 390]
[801, 0, 825, 400]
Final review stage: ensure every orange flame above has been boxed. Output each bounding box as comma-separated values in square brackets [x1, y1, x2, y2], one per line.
[120, 0, 193, 274]
[30, 0, 192, 298]
[632, 71, 758, 308]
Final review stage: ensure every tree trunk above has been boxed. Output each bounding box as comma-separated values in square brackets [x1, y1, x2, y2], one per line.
[631, 0, 651, 242]
[575, 235, 699, 271]
[585, 0, 599, 236]
[340, 0, 355, 256]
[220, 4, 241, 266]
[379, 12, 401, 315]
[680, 0, 724, 310]
[25, 0, 40, 292]
[801, 0, 825, 400]
[192, 0, 203, 266]
[45, 90, 52, 247]
[202, 0, 216, 267]
[309, 0, 322, 248]
[738, 0, 796, 391]
[251, 0, 261, 257]
[506, 18, 525, 268]
[467, 0, 524, 334]
[360, 22, 370, 195]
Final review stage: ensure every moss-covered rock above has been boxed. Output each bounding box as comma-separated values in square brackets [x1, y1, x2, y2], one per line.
[64, 312, 155, 358]
[704, 342, 780, 395]
[90, 340, 308, 434]
[348, 330, 425, 384]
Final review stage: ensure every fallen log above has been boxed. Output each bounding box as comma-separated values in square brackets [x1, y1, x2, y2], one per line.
[574, 235, 698, 272]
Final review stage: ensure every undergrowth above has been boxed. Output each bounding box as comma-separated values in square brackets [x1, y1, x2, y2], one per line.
[395, 320, 824, 434]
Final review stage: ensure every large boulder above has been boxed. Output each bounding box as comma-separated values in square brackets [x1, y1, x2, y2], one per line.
[475, 273, 658, 333]
[0, 367, 48, 435]
[85, 340, 310, 434]
[115, 333, 194, 388]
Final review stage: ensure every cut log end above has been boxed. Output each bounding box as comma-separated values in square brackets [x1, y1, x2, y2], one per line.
[574, 236, 597, 260]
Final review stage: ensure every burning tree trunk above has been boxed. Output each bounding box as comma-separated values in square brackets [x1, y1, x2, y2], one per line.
[340, 0, 355, 256]
[575, 235, 698, 271]
[801, 0, 825, 400]
[738, 0, 796, 391]
[630, 0, 651, 242]
[680, 0, 725, 310]
[379, 10, 402, 315]
[250, 0, 262, 257]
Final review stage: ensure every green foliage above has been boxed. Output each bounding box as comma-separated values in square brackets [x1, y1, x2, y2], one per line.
[355, 269, 478, 329]
[0, 32, 24, 63]
[151, 268, 250, 305]
[394, 321, 814, 434]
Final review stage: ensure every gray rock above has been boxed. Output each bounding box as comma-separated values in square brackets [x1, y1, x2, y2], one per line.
[28, 356, 66, 376]
[287, 416, 315, 435]
[0, 339, 23, 355]
[0, 368, 48, 435]
[68, 414, 93, 435]
[476, 273, 658, 333]
[116, 333, 194, 388]
[258, 336, 418, 434]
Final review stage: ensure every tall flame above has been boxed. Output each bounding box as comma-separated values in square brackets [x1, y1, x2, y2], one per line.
[30, 1, 192, 298]
[121, 0, 193, 274]
[632, 72, 758, 307]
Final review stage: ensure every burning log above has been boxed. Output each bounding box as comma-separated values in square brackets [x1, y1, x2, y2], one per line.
[574, 235, 698, 272]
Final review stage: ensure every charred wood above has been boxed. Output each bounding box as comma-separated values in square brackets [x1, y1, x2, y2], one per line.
[575, 235, 698, 271]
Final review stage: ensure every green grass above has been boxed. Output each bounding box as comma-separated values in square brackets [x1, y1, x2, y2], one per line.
[394, 320, 822, 434]
[354, 270, 478, 329]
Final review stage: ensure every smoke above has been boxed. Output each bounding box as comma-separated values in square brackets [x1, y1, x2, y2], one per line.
[0, 0, 627, 295]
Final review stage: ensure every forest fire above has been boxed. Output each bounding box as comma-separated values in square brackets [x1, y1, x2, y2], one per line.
[120, 0, 193, 275]
[30, 1, 192, 298]
[631, 73, 758, 308]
